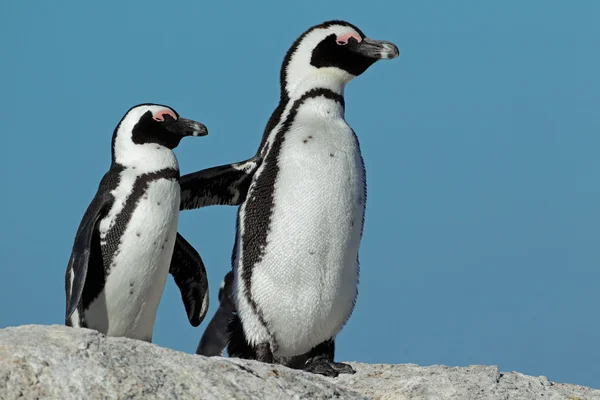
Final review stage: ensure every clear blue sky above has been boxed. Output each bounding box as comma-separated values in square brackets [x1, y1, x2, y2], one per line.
[2, 0, 599, 389]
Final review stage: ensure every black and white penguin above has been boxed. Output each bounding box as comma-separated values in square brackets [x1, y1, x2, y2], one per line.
[65, 103, 210, 342]
[196, 271, 234, 356]
[181, 20, 399, 376]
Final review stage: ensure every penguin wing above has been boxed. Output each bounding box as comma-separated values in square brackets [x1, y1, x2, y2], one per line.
[169, 232, 210, 327]
[65, 192, 112, 321]
[196, 271, 234, 356]
[180, 156, 259, 210]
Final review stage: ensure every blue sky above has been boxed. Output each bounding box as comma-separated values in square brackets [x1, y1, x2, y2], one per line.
[2, 0, 599, 389]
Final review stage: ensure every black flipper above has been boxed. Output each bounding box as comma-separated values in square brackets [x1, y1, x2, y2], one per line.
[64, 191, 112, 322]
[169, 233, 210, 327]
[180, 156, 259, 210]
[197, 271, 235, 356]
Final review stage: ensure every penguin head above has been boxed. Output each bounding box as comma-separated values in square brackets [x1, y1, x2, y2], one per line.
[281, 20, 399, 97]
[111, 104, 207, 167]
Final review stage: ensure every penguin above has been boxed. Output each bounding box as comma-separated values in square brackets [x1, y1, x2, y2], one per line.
[196, 270, 310, 369]
[65, 103, 210, 342]
[180, 20, 399, 376]
[196, 271, 234, 356]
[196, 270, 315, 371]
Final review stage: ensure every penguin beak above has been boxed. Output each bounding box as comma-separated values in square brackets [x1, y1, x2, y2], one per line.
[347, 37, 399, 60]
[165, 118, 208, 137]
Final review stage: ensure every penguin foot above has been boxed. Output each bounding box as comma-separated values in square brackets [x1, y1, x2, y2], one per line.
[255, 343, 274, 363]
[329, 361, 356, 375]
[303, 358, 356, 377]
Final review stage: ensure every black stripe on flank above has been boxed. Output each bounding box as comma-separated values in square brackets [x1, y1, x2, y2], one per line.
[76, 167, 179, 321]
[257, 102, 285, 154]
[67, 165, 122, 327]
[352, 128, 367, 241]
[340, 129, 367, 330]
[103, 167, 179, 271]
[240, 88, 345, 346]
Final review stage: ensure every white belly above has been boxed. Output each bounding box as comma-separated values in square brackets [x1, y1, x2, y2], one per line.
[248, 106, 365, 356]
[85, 178, 180, 341]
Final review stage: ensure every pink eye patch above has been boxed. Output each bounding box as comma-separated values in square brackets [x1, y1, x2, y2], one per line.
[153, 109, 177, 122]
[336, 32, 362, 45]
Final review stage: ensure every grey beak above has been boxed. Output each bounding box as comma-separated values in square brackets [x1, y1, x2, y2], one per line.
[165, 117, 208, 137]
[348, 37, 400, 60]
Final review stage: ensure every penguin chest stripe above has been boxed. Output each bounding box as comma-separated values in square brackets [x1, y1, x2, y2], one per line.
[102, 167, 180, 274]
[238, 88, 345, 341]
[86, 169, 181, 338]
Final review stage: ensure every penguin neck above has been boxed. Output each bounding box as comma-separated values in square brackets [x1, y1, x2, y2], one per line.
[284, 70, 348, 101]
[111, 144, 179, 174]
[257, 70, 350, 154]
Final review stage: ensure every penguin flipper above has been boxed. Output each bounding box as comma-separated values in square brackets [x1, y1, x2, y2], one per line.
[180, 156, 259, 210]
[65, 193, 111, 321]
[197, 271, 234, 356]
[170, 233, 210, 327]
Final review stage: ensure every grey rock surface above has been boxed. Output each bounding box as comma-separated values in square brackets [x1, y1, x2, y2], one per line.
[0, 325, 597, 400]
[0, 325, 362, 400]
[327, 363, 600, 400]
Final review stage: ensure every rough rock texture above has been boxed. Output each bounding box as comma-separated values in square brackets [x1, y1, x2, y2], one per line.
[0, 325, 597, 400]
[0, 325, 360, 400]
[326, 363, 600, 400]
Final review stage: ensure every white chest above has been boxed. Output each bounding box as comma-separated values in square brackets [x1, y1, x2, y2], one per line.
[247, 98, 366, 355]
[86, 177, 180, 341]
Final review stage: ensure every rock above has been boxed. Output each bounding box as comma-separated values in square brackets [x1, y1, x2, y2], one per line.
[0, 325, 362, 400]
[0, 325, 597, 400]
[325, 363, 600, 400]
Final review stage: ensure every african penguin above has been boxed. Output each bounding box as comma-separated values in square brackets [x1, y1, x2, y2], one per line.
[181, 20, 399, 376]
[65, 103, 210, 342]
[196, 271, 234, 356]
[196, 270, 317, 370]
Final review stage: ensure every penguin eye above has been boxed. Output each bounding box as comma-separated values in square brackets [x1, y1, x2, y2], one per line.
[336, 33, 361, 46]
[152, 110, 177, 122]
